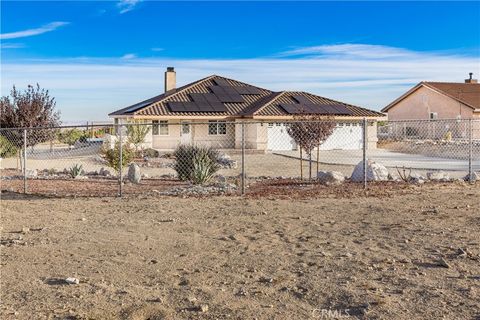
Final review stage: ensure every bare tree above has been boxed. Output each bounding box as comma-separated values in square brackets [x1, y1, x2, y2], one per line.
[126, 121, 150, 156]
[286, 114, 336, 180]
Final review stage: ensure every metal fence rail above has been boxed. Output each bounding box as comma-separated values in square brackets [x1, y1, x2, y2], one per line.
[0, 119, 478, 197]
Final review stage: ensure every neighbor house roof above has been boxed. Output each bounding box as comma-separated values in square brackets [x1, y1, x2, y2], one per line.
[382, 81, 480, 112]
[110, 75, 383, 119]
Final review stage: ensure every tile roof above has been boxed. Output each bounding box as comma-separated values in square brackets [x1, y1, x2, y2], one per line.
[424, 82, 480, 110]
[382, 81, 480, 112]
[110, 75, 383, 118]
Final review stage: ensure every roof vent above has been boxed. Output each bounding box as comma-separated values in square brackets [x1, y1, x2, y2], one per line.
[465, 72, 478, 84]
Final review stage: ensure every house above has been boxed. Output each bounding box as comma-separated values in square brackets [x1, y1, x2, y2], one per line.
[381, 73, 480, 139]
[109, 67, 385, 151]
[382, 73, 480, 121]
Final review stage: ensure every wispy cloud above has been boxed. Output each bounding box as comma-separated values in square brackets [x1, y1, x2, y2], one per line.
[121, 53, 137, 59]
[0, 21, 69, 40]
[1, 44, 478, 121]
[117, 0, 141, 14]
[151, 47, 164, 52]
[1, 43, 26, 49]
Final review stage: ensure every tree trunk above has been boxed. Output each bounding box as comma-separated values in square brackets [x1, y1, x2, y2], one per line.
[300, 148, 303, 180]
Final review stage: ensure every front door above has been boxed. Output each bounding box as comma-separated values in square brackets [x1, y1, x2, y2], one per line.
[180, 122, 192, 144]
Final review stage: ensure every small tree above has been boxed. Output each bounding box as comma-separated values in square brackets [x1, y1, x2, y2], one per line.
[286, 115, 336, 180]
[126, 122, 150, 155]
[58, 129, 86, 148]
[0, 84, 60, 147]
[101, 141, 135, 174]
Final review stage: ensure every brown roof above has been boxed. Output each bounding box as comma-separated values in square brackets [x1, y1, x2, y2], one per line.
[382, 81, 480, 112]
[110, 75, 383, 119]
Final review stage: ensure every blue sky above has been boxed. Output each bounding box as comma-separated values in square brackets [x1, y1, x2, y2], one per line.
[1, 1, 479, 122]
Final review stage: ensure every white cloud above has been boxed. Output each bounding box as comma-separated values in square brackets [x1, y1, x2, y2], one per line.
[121, 53, 137, 59]
[117, 0, 141, 14]
[151, 47, 164, 52]
[1, 43, 25, 49]
[1, 44, 478, 121]
[0, 21, 69, 40]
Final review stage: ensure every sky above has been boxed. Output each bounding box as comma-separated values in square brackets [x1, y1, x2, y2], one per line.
[1, 1, 479, 122]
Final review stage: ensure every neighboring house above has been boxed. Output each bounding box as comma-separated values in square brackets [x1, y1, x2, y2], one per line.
[109, 67, 384, 151]
[382, 74, 480, 121]
[381, 74, 480, 139]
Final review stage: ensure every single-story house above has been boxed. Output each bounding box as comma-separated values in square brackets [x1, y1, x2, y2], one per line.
[109, 67, 385, 151]
[381, 73, 480, 139]
[382, 74, 480, 121]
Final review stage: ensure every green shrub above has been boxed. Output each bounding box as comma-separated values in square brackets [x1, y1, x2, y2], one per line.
[58, 129, 87, 147]
[173, 144, 220, 184]
[101, 141, 135, 174]
[0, 135, 18, 158]
[143, 148, 159, 158]
[68, 164, 84, 178]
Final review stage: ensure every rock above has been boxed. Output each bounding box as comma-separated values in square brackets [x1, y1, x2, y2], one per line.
[21, 227, 30, 233]
[350, 160, 389, 182]
[217, 154, 238, 169]
[65, 277, 79, 285]
[25, 169, 38, 178]
[127, 163, 141, 184]
[427, 171, 450, 182]
[199, 304, 209, 313]
[437, 258, 450, 268]
[216, 175, 226, 183]
[141, 173, 149, 179]
[464, 172, 479, 182]
[317, 171, 345, 185]
[410, 172, 427, 184]
[99, 167, 111, 177]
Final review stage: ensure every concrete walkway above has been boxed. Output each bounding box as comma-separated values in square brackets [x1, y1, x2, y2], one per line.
[274, 149, 480, 171]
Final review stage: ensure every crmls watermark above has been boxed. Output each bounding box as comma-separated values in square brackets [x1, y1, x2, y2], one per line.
[312, 308, 351, 319]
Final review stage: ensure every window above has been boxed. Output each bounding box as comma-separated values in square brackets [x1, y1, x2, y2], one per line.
[430, 112, 438, 120]
[208, 120, 227, 135]
[152, 120, 168, 135]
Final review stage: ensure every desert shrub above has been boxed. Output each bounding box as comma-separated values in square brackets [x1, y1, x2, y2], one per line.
[68, 164, 84, 178]
[58, 129, 87, 147]
[101, 142, 135, 174]
[143, 148, 159, 158]
[0, 135, 18, 158]
[127, 122, 150, 152]
[173, 144, 220, 184]
[444, 131, 452, 141]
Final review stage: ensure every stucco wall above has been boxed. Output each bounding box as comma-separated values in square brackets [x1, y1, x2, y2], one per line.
[387, 86, 474, 121]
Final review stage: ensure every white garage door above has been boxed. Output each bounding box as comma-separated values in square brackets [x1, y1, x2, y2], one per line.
[267, 122, 363, 151]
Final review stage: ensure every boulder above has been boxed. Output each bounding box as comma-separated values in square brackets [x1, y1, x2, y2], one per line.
[350, 160, 389, 182]
[127, 163, 141, 184]
[25, 169, 38, 178]
[317, 171, 345, 185]
[99, 167, 111, 177]
[464, 171, 479, 182]
[410, 171, 427, 184]
[427, 171, 450, 182]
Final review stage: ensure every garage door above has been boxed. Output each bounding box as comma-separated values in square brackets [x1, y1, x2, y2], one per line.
[267, 122, 363, 151]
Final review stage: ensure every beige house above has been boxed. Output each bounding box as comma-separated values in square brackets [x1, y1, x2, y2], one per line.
[109, 68, 384, 151]
[382, 74, 480, 121]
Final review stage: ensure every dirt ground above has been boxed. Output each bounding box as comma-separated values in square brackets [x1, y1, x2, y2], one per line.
[1, 183, 479, 319]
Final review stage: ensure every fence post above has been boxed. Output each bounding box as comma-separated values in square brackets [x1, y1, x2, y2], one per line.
[363, 118, 368, 189]
[118, 123, 123, 197]
[241, 121, 246, 195]
[23, 129, 27, 194]
[468, 119, 473, 183]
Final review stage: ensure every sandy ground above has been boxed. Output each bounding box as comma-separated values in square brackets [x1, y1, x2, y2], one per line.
[1, 183, 479, 319]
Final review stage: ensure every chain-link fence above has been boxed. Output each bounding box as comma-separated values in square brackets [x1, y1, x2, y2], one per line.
[0, 119, 478, 197]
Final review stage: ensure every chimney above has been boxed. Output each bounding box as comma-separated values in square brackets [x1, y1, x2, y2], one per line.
[465, 72, 478, 84]
[164, 67, 176, 92]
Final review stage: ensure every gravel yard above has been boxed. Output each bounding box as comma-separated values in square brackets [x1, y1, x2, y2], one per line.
[1, 183, 479, 319]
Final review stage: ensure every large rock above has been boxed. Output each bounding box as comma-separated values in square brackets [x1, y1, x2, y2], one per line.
[350, 160, 389, 182]
[427, 171, 450, 182]
[317, 171, 345, 185]
[25, 169, 38, 178]
[127, 163, 141, 184]
[464, 171, 479, 182]
[99, 167, 111, 177]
